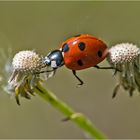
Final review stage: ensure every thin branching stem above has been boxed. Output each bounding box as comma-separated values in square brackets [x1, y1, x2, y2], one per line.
[34, 82, 107, 139]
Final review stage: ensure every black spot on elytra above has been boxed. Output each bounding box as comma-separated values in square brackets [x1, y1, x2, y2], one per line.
[97, 50, 102, 58]
[62, 43, 69, 52]
[78, 42, 85, 51]
[77, 59, 83, 66]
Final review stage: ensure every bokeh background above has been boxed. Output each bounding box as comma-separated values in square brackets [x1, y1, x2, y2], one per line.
[0, 1, 140, 139]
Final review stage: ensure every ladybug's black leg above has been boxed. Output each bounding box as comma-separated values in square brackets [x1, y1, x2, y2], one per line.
[35, 68, 57, 78]
[35, 69, 54, 74]
[72, 70, 84, 86]
[94, 65, 121, 72]
[94, 65, 115, 70]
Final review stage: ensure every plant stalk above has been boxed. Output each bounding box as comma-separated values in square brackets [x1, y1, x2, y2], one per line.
[34, 82, 107, 139]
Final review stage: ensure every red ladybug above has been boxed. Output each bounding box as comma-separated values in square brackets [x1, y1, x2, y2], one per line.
[43, 34, 110, 85]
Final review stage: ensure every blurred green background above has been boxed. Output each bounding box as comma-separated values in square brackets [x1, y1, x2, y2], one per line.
[0, 1, 140, 139]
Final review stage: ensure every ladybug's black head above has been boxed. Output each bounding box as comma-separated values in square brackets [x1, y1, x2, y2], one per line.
[44, 50, 64, 69]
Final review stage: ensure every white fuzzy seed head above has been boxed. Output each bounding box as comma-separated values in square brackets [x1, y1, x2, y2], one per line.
[12, 50, 43, 73]
[108, 43, 140, 65]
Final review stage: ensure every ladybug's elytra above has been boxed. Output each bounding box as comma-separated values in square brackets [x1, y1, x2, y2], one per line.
[61, 34, 108, 70]
[43, 34, 112, 85]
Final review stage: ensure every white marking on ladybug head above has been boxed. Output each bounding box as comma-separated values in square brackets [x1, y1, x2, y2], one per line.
[62, 52, 64, 57]
[51, 60, 57, 68]
[43, 56, 51, 65]
[59, 48, 62, 51]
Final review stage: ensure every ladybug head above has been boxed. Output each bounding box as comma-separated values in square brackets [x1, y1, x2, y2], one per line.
[44, 50, 64, 69]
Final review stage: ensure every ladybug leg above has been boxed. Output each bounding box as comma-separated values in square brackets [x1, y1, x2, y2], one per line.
[72, 70, 84, 86]
[35, 69, 54, 74]
[35, 68, 57, 79]
[94, 65, 121, 72]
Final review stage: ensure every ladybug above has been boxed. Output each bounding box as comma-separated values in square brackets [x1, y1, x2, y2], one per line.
[43, 34, 112, 85]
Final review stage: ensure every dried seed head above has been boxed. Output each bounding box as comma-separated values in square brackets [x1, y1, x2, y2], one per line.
[7, 50, 46, 105]
[108, 43, 140, 65]
[12, 50, 43, 73]
[107, 43, 140, 97]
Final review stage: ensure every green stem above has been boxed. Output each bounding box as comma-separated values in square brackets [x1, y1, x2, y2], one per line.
[34, 82, 107, 139]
